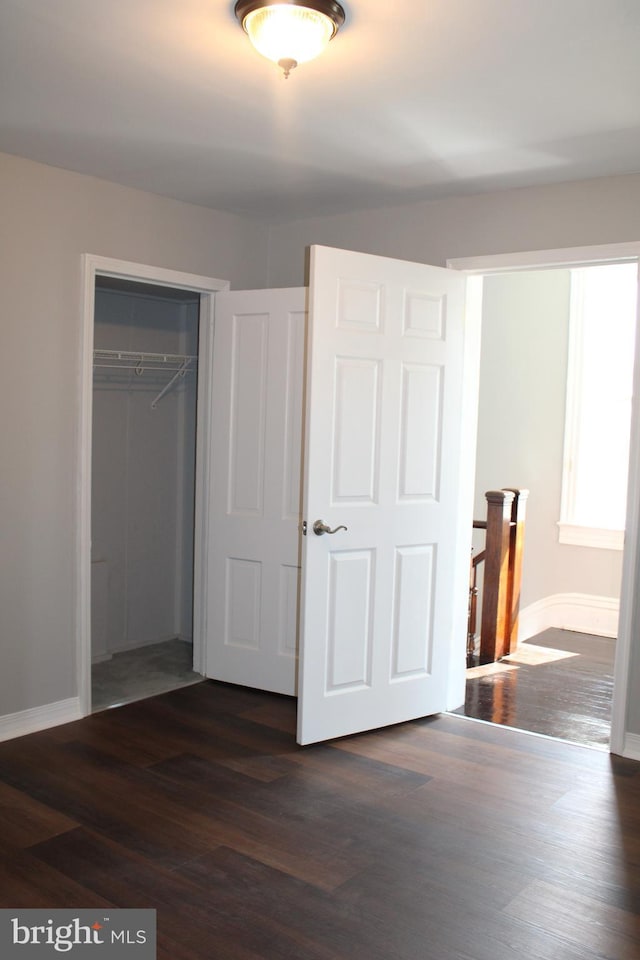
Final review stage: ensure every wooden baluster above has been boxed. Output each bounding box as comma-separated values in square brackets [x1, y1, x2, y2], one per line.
[468, 549, 478, 664]
[479, 490, 515, 664]
[503, 488, 528, 655]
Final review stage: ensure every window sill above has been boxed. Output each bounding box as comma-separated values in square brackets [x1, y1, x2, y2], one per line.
[557, 523, 624, 550]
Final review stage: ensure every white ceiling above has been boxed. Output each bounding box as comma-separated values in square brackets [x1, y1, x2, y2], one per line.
[2, 0, 640, 221]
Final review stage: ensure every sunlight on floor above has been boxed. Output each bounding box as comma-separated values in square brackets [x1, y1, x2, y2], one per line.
[465, 661, 519, 680]
[456, 630, 613, 748]
[503, 643, 579, 666]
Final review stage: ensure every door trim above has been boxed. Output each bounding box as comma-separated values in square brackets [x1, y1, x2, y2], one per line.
[448, 241, 640, 758]
[78, 255, 228, 716]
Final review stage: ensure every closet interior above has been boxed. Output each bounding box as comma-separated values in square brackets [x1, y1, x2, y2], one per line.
[91, 277, 203, 710]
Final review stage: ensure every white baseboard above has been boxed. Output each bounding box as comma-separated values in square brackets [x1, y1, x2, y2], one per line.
[622, 733, 640, 762]
[519, 592, 619, 641]
[91, 652, 113, 665]
[0, 697, 83, 743]
[107, 633, 188, 655]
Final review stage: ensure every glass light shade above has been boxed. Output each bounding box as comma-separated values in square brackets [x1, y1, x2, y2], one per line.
[243, 5, 336, 67]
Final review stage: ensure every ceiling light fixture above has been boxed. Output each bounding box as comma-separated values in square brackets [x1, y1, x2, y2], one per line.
[235, 0, 345, 79]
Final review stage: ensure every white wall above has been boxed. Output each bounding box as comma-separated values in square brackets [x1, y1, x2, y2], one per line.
[266, 173, 640, 287]
[92, 288, 198, 656]
[473, 270, 623, 626]
[0, 151, 268, 718]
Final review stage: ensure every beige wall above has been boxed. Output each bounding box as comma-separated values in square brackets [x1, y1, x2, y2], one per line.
[0, 152, 268, 717]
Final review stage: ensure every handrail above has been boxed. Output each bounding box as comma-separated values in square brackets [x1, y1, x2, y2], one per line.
[468, 489, 528, 665]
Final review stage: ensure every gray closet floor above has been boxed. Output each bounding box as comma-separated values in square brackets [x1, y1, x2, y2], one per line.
[91, 638, 202, 712]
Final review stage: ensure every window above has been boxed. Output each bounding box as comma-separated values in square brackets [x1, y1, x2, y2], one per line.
[559, 262, 638, 549]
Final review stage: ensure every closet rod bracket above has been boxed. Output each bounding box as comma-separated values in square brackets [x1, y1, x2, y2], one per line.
[150, 359, 192, 409]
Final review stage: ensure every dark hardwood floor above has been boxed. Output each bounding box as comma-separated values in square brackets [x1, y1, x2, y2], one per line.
[1, 680, 639, 959]
[454, 629, 615, 749]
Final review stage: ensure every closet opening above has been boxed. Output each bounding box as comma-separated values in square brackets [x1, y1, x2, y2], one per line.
[90, 276, 203, 710]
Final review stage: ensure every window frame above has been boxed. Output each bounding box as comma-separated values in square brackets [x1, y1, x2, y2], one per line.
[557, 264, 637, 551]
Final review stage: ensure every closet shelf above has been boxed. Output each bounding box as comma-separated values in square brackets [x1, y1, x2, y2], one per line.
[93, 348, 197, 372]
[93, 349, 197, 409]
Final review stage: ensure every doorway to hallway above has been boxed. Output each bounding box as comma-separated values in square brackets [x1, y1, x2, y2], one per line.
[448, 244, 640, 755]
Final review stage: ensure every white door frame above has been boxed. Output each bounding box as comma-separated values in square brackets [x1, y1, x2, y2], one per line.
[448, 241, 640, 758]
[77, 255, 228, 716]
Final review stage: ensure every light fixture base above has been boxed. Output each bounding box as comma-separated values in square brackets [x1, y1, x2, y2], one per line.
[278, 57, 298, 79]
[234, 0, 346, 34]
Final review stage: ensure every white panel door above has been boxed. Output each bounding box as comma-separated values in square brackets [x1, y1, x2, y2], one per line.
[297, 246, 468, 744]
[207, 288, 306, 695]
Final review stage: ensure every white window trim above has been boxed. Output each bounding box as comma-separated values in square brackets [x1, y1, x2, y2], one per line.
[557, 265, 633, 550]
[557, 522, 624, 550]
[558, 268, 586, 540]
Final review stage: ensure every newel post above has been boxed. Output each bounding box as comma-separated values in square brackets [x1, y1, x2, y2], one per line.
[479, 490, 515, 664]
[504, 488, 529, 655]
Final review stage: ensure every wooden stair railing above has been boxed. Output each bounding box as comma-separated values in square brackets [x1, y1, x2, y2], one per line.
[468, 488, 528, 666]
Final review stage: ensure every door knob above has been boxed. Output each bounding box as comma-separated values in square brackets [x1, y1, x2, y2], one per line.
[313, 520, 348, 536]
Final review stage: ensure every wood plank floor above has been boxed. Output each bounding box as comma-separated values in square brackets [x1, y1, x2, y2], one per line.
[454, 629, 615, 749]
[1, 681, 639, 959]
